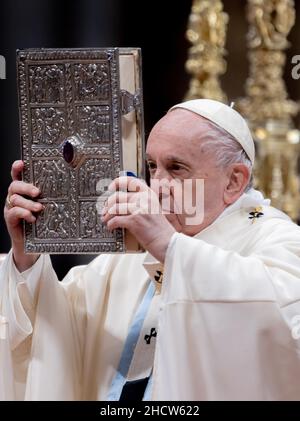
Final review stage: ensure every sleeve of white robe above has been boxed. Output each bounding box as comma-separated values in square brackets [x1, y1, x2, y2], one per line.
[0, 251, 90, 400]
[0, 250, 49, 400]
[153, 222, 300, 400]
[0, 251, 49, 348]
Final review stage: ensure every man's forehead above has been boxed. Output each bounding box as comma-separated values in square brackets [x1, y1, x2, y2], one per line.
[149, 110, 214, 143]
[145, 138, 211, 167]
[147, 113, 210, 150]
[145, 152, 189, 162]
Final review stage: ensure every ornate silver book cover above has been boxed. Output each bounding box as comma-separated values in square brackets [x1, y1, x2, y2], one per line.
[17, 48, 145, 254]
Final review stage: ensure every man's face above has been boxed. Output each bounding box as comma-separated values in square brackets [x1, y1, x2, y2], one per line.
[145, 109, 228, 236]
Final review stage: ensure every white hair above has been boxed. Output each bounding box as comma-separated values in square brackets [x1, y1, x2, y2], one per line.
[199, 119, 253, 191]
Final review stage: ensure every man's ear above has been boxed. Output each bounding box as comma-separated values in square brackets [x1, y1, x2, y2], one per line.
[223, 164, 250, 205]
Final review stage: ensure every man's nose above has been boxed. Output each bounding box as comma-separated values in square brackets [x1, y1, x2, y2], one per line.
[151, 167, 171, 181]
[150, 173, 173, 199]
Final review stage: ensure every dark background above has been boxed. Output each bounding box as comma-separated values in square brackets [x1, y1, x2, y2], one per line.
[0, 0, 299, 278]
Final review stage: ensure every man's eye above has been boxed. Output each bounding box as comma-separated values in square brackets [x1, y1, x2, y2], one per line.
[170, 164, 183, 171]
[148, 162, 156, 170]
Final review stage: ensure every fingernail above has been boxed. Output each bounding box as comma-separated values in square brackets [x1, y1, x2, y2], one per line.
[31, 188, 40, 195]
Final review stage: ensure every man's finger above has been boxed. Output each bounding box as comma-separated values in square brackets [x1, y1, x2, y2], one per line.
[8, 180, 40, 197]
[106, 215, 131, 231]
[102, 203, 136, 223]
[9, 194, 43, 212]
[106, 191, 134, 209]
[6, 206, 36, 224]
[108, 176, 147, 194]
[11, 160, 24, 181]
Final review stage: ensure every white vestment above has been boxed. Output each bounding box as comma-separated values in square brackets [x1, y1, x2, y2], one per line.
[1, 189, 300, 400]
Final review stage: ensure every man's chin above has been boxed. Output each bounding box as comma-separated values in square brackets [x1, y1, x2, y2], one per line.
[165, 213, 207, 237]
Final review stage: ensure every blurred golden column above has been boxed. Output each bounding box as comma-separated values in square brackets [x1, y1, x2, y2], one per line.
[237, 0, 300, 221]
[184, 0, 228, 102]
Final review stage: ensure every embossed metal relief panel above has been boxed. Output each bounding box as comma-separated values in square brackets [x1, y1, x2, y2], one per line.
[17, 48, 143, 253]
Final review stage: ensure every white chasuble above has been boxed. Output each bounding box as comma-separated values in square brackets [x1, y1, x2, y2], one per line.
[1, 189, 300, 400]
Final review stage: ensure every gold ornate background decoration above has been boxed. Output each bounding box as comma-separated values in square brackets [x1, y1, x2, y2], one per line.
[237, 0, 300, 221]
[184, 0, 228, 102]
[238, 0, 299, 124]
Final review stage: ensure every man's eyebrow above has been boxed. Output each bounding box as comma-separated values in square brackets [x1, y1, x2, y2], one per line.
[145, 154, 189, 164]
[164, 155, 188, 163]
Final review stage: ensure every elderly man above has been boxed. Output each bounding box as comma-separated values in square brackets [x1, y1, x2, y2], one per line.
[1, 99, 300, 401]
